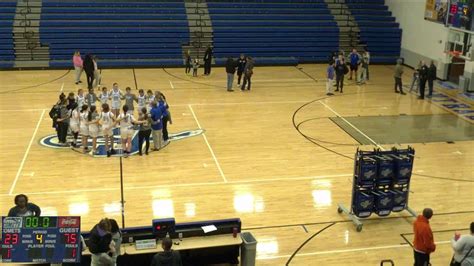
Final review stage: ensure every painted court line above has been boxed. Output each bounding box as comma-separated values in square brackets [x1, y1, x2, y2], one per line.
[188, 104, 228, 183]
[318, 100, 385, 150]
[1, 173, 353, 196]
[257, 240, 451, 260]
[9, 109, 46, 195]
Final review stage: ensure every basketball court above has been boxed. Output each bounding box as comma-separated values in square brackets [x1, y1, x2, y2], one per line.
[0, 64, 473, 265]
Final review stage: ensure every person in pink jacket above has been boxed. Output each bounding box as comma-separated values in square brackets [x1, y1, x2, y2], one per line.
[73, 51, 83, 85]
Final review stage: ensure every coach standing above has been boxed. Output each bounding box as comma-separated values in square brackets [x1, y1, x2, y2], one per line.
[203, 46, 213, 75]
[394, 58, 406, 95]
[83, 54, 95, 90]
[418, 61, 429, 100]
[150, 101, 164, 151]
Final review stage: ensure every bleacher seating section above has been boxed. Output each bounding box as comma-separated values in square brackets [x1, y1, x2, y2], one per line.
[0, 0, 402, 68]
[0, 2, 15, 68]
[346, 0, 402, 63]
[207, 0, 337, 64]
[41, 1, 190, 67]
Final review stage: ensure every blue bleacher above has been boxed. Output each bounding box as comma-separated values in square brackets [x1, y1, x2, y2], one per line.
[0, 1, 15, 68]
[40, 0, 190, 68]
[1, 0, 402, 68]
[207, 0, 338, 64]
[346, 0, 401, 63]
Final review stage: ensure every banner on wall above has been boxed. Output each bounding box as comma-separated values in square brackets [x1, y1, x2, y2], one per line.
[425, 0, 448, 23]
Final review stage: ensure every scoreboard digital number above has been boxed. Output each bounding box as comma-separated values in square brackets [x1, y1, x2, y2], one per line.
[1, 216, 81, 263]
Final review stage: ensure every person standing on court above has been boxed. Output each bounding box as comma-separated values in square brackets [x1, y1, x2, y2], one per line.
[418, 61, 429, 100]
[151, 238, 182, 266]
[413, 208, 436, 266]
[225, 57, 236, 92]
[203, 46, 213, 75]
[326, 61, 335, 96]
[450, 222, 474, 266]
[185, 50, 191, 75]
[83, 54, 95, 90]
[348, 48, 360, 80]
[93, 56, 101, 88]
[150, 101, 164, 151]
[8, 194, 41, 217]
[427, 61, 437, 97]
[237, 54, 246, 85]
[241, 56, 254, 91]
[394, 58, 406, 95]
[364, 48, 371, 80]
[56, 96, 70, 146]
[88, 218, 115, 266]
[73, 51, 83, 85]
[335, 54, 347, 93]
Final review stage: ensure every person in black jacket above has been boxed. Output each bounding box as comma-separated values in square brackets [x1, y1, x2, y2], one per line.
[89, 218, 114, 266]
[418, 61, 429, 99]
[236, 54, 246, 85]
[335, 54, 347, 93]
[8, 194, 41, 217]
[225, 57, 236, 91]
[184, 50, 191, 74]
[151, 238, 182, 266]
[427, 61, 437, 97]
[83, 54, 95, 89]
[203, 46, 213, 75]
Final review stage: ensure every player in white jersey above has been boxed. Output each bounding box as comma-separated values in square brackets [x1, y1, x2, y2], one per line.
[115, 105, 136, 157]
[99, 87, 109, 106]
[87, 105, 100, 155]
[136, 89, 146, 114]
[99, 103, 116, 157]
[146, 89, 155, 113]
[69, 103, 80, 148]
[78, 105, 89, 153]
[110, 83, 123, 117]
[76, 88, 85, 110]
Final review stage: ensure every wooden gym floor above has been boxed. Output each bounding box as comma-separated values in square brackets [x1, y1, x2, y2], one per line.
[0, 64, 473, 265]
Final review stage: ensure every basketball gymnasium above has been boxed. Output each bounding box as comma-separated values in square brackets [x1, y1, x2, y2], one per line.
[0, 0, 473, 265]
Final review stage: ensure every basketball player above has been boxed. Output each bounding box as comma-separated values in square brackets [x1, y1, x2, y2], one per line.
[99, 87, 109, 106]
[136, 89, 146, 115]
[110, 83, 123, 117]
[146, 89, 155, 113]
[76, 89, 85, 110]
[79, 105, 89, 153]
[69, 103, 80, 148]
[87, 106, 100, 155]
[116, 105, 135, 157]
[123, 87, 136, 115]
[86, 88, 97, 108]
[99, 103, 116, 157]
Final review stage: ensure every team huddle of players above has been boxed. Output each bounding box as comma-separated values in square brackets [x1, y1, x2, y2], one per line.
[53, 83, 171, 157]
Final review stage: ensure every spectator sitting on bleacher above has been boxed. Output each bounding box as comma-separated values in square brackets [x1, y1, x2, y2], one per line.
[8, 194, 41, 217]
[151, 238, 182, 266]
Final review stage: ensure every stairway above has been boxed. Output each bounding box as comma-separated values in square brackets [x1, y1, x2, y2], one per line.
[183, 0, 213, 63]
[324, 0, 365, 54]
[13, 0, 49, 68]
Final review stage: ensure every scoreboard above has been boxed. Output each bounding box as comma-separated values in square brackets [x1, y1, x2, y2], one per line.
[1, 216, 81, 263]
